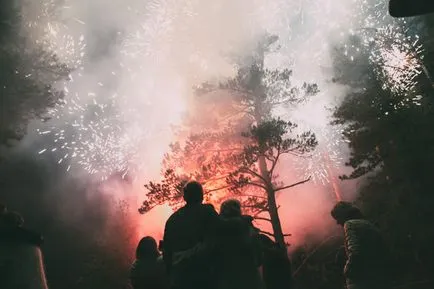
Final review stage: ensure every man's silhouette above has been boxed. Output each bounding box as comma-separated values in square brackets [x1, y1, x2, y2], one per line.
[331, 201, 390, 289]
[163, 181, 219, 289]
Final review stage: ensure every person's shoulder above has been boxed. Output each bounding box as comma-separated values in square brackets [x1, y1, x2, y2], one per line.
[344, 219, 380, 236]
[199, 203, 218, 215]
[345, 219, 374, 228]
[202, 203, 216, 211]
[0, 227, 44, 246]
[166, 206, 185, 222]
[241, 214, 254, 224]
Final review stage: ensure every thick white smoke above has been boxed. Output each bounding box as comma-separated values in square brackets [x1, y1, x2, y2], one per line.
[17, 0, 381, 246]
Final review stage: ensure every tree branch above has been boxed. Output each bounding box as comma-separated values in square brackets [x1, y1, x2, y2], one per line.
[254, 217, 272, 222]
[240, 194, 267, 199]
[245, 181, 268, 190]
[253, 208, 269, 217]
[240, 167, 268, 183]
[269, 149, 281, 178]
[243, 204, 267, 210]
[274, 177, 311, 192]
[282, 145, 302, 154]
[259, 230, 275, 238]
[206, 185, 232, 193]
[203, 174, 231, 183]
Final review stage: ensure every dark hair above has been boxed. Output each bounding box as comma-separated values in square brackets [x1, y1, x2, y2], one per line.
[220, 199, 242, 218]
[331, 201, 363, 223]
[2, 211, 24, 227]
[183, 181, 204, 204]
[136, 236, 159, 260]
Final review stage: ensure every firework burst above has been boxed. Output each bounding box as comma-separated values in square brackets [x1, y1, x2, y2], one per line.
[343, 0, 425, 95]
[22, 0, 86, 68]
[286, 0, 426, 186]
[36, 92, 152, 180]
[32, 0, 186, 181]
[29, 0, 427, 183]
[292, 121, 347, 186]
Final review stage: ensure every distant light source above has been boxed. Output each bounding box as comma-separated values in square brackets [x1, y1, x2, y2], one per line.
[389, 0, 434, 17]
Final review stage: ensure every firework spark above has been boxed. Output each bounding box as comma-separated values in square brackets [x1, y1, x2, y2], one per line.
[31, 0, 191, 181]
[36, 92, 152, 180]
[293, 122, 347, 186]
[29, 0, 426, 183]
[344, 0, 425, 95]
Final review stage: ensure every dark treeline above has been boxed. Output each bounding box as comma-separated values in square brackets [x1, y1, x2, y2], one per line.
[292, 14, 434, 289]
[0, 0, 69, 147]
[1, 3, 135, 287]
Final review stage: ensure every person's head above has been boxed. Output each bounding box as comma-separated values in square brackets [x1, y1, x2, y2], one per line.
[220, 199, 242, 218]
[1, 211, 24, 228]
[183, 181, 204, 205]
[331, 201, 364, 226]
[136, 236, 159, 260]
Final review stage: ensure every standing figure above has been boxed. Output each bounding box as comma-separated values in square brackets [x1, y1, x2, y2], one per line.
[130, 236, 168, 289]
[0, 209, 48, 289]
[258, 234, 292, 289]
[163, 181, 219, 289]
[213, 199, 264, 289]
[331, 201, 390, 289]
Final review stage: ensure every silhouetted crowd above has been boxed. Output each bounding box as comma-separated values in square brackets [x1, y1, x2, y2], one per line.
[129, 181, 390, 289]
[0, 182, 390, 289]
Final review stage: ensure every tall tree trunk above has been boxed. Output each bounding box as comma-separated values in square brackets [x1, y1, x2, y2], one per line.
[252, 37, 286, 248]
[258, 154, 286, 248]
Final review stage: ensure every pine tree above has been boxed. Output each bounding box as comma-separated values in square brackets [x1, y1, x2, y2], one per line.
[0, 0, 69, 147]
[141, 36, 318, 247]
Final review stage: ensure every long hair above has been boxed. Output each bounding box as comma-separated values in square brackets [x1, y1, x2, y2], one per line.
[136, 236, 159, 260]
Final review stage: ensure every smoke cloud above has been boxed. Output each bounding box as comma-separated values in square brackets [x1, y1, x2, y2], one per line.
[0, 1, 373, 286]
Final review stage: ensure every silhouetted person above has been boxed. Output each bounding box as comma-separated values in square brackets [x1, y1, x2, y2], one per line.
[130, 236, 169, 289]
[0, 209, 48, 289]
[213, 199, 264, 289]
[258, 234, 292, 289]
[163, 181, 219, 289]
[331, 201, 390, 289]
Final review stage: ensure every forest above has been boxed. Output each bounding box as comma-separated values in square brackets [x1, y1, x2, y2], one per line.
[1, 0, 434, 289]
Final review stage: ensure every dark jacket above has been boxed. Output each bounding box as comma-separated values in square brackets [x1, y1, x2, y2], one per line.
[0, 227, 48, 289]
[258, 233, 292, 289]
[212, 215, 264, 289]
[262, 245, 292, 289]
[343, 219, 390, 289]
[130, 255, 168, 289]
[163, 203, 219, 289]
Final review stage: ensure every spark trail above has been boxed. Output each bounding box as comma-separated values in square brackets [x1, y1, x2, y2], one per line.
[27, 0, 426, 183]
